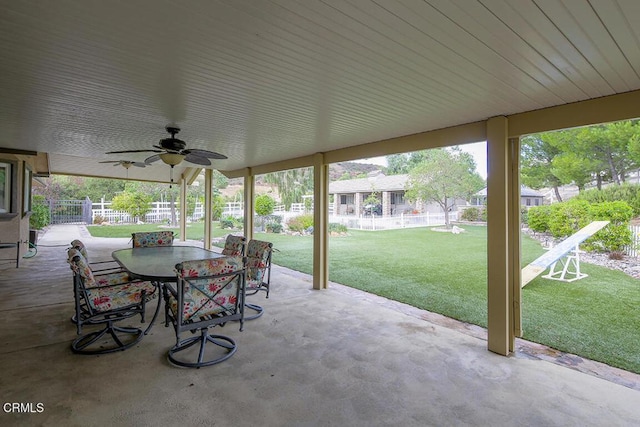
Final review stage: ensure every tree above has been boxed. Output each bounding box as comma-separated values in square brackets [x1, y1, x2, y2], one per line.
[211, 194, 225, 220]
[212, 170, 229, 189]
[263, 167, 313, 210]
[34, 175, 127, 201]
[522, 120, 640, 194]
[386, 151, 428, 175]
[110, 191, 152, 222]
[255, 194, 276, 216]
[521, 133, 565, 201]
[255, 193, 276, 230]
[405, 148, 484, 228]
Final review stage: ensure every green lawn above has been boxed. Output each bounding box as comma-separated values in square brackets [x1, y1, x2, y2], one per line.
[87, 222, 222, 240]
[86, 223, 640, 374]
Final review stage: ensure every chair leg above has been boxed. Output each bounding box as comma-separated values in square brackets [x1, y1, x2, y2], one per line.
[144, 283, 162, 335]
[167, 329, 237, 368]
[244, 302, 264, 320]
[71, 321, 143, 355]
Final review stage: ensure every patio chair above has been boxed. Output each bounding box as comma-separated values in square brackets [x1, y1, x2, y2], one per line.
[221, 234, 246, 256]
[131, 230, 174, 248]
[68, 248, 157, 354]
[163, 256, 245, 368]
[244, 239, 273, 320]
[70, 239, 123, 273]
[69, 240, 123, 325]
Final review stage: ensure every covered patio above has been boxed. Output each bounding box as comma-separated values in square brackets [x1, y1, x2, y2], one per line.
[0, 225, 639, 424]
[2, 1, 640, 423]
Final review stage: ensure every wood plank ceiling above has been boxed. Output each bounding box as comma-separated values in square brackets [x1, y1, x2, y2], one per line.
[0, 0, 639, 181]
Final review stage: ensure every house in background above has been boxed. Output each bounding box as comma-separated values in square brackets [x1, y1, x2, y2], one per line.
[0, 152, 48, 266]
[471, 185, 544, 208]
[329, 173, 412, 217]
[329, 172, 465, 217]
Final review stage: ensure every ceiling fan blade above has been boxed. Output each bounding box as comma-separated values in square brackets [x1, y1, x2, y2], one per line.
[98, 160, 119, 164]
[145, 154, 161, 164]
[106, 149, 163, 154]
[184, 153, 211, 166]
[132, 162, 146, 168]
[184, 148, 228, 159]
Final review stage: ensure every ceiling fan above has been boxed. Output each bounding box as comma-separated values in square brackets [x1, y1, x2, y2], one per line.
[105, 126, 227, 167]
[99, 160, 146, 169]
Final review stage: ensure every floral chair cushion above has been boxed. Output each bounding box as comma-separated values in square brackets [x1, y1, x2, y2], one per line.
[245, 240, 272, 289]
[169, 256, 244, 322]
[68, 249, 156, 312]
[132, 231, 174, 248]
[70, 239, 89, 260]
[246, 239, 272, 260]
[221, 235, 246, 256]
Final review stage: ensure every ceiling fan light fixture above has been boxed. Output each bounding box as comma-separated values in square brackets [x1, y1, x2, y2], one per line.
[159, 152, 185, 166]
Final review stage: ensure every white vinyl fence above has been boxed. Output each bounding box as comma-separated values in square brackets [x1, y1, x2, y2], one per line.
[329, 211, 458, 231]
[92, 200, 204, 223]
[627, 225, 640, 258]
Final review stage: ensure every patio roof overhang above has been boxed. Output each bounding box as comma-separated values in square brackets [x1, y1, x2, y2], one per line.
[1, 1, 640, 180]
[2, 1, 640, 359]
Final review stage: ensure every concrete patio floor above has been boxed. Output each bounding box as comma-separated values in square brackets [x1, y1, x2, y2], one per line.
[1, 224, 640, 426]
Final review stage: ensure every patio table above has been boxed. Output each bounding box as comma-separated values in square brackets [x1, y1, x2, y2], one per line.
[112, 246, 223, 333]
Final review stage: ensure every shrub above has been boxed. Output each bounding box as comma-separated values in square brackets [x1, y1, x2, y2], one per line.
[460, 207, 480, 221]
[527, 205, 551, 233]
[329, 223, 347, 233]
[266, 222, 283, 233]
[220, 215, 240, 229]
[29, 195, 50, 230]
[575, 183, 640, 217]
[520, 207, 528, 226]
[539, 199, 633, 253]
[586, 224, 633, 253]
[93, 214, 106, 224]
[589, 201, 633, 224]
[287, 214, 314, 232]
[609, 250, 625, 260]
[548, 199, 590, 238]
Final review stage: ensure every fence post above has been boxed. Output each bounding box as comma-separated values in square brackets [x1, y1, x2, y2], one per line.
[83, 197, 93, 224]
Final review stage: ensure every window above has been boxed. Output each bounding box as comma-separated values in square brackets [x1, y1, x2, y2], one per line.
[340, 194, 354, 204]
[23, 166, 32, 216]
[391, 192, 404, 205]
[0, 162, 11, 214]
[525, 198, 531, 206]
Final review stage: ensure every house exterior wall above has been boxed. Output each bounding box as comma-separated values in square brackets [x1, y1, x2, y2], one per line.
[0, 157, 32, 267]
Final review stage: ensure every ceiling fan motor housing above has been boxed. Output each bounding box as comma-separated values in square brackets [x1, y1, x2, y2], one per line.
[159, 137, 186, 152]
[159, 126, 186, 151]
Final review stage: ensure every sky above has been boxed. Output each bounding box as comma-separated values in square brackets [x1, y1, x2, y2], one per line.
[353, 140, 488, 179]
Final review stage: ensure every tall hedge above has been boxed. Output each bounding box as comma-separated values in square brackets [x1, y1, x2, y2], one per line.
[527, 199, 633, 253]
[574, 183, 640, 217]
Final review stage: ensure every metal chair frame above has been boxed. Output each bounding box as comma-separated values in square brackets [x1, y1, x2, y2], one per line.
[163, 257, 245, 368]
[69, 250, 155, 354]
[244, 239, 273, 320]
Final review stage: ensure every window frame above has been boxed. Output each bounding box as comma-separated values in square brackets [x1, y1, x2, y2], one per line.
[0, 160, 18, 217]
[22, 165, 32, 217]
